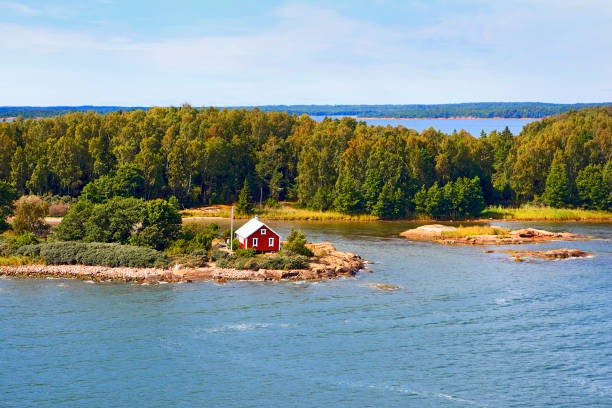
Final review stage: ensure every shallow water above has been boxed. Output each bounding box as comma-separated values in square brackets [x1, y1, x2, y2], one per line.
[310, 116, 536, 136]
[1, 221, 611, 407]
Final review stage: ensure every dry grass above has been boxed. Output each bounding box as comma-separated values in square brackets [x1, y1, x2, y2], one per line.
[0, 255, 36, 266]
[183, 203, 379, 221]
[481, 205, 612, 221]
[439, 225, 510, 239]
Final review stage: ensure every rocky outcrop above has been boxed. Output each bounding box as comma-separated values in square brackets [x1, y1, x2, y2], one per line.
[400, 225, 585, 245]
[0, 243, 366, 283]
[499, 248, 593, 260]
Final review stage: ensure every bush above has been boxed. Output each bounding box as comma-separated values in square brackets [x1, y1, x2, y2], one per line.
[213, 252, 308, 270]
[282, 229, 314, 257]
[16, 242, 170, 268]
[211, 249, 231, 261]
[12, 195, 49, 236]
[235, 247, 256, 258]
[7, 232, 39, 249]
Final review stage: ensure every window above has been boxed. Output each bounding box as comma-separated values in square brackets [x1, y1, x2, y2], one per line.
[252, 238, 258, 247]
[261, 229, 267, 235]
[268, 238, 274, 247]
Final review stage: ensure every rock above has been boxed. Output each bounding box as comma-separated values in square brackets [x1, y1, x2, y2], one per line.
[500, 248, 593, 260]
[365, 283, 401, 290]
[0, 243, 366, 283]
[400, 224, 457, 240]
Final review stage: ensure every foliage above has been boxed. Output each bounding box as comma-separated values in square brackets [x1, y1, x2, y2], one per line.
[17, 242, 170, 268]
[413, 176, 485, 219]
[236, 179, 254, 215]
[0, 181, 17, 232]
[215, 252, 308, 270]
[53, 201, 93, 241]
[282, 229, 313, 257]
[0, 105, 610, 218]
[130, 199, 182, 250]
[12, 195, 49, 236]
[576, 164, 609, 210]
[235, 247, 256, 258]
[543, 151, 572, 208]
[7, 232, 39, 249]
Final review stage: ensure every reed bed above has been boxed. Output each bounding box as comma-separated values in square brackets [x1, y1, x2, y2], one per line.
[481, 205, 612, 221]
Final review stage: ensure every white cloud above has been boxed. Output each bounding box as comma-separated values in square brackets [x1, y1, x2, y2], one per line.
[0, 0, 610, 105]
[0, 1, 39, 15]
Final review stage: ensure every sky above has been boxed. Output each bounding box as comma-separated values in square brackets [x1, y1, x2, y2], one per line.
[0, 0, 611, 106]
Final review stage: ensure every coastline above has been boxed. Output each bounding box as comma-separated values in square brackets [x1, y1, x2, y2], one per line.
[353, 116, 539, 120]
[0, 243, 366, 284]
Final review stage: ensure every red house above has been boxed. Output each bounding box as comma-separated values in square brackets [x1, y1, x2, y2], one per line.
[234, 216, 281, 252]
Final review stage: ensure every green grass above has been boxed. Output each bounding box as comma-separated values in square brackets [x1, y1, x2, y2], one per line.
[481, 205, 612, 221]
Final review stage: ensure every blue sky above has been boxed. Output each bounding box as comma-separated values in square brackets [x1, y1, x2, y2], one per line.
[0, 0, 611, 106]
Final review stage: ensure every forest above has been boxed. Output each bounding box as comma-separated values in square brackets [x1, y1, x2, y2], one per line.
[2, 102, 611, 120]
[0, 105, 610, 221]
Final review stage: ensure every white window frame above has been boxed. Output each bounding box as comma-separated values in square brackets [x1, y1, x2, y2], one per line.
[268, 237, 274, 247]
[261, 229, 267, 235]
[252, 237, 258, 247]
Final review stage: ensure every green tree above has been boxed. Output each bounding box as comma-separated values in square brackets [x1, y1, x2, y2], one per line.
[0, 181, 17, 232]
[333, 172, 362, 214]
[130, 199, 182, 250]
[237, 179, 254, 215]
[54, 201, 93, 241]
[84, 197, 145, 243]
[576, 164, 607, 209]
[283, 229, 314, 257]
[373, 182, 404, 219]
[113, 165, 144, 198]
[543, 150, 572, 208]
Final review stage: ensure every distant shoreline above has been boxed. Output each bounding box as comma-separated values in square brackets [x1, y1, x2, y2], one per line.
[353, 116, 539, 120]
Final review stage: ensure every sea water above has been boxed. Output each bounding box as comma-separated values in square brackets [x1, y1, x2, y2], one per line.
[1, 221, 611, 407]
[311, 116, 536, 136]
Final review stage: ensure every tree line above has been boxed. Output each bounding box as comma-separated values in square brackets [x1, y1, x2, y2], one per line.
[2, 102, 611, 120]
[0, 105, 610, 220]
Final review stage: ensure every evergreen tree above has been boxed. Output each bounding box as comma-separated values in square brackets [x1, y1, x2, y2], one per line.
[373, 182, 404, 219]
[333, 172, 363, 214]
[576, 164, 607, 209]
[237, 179, 254, 215]
[543, 150, 572, 208]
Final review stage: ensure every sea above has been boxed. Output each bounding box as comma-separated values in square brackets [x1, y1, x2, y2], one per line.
[1, 220, 611, 407]
[311, 116, 536, 136]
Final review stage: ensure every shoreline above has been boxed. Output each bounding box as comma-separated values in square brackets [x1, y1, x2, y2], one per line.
[0, 243, 366, 284]
[353, 116, 539, 120]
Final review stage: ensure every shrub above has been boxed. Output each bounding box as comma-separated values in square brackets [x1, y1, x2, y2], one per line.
[7, 232, 39, 249]
[282, 229, 314, 257]
[211, 249, 231, 261]
[235, 247, 256, 258]
[16, 242, 170, 268]
[12, 195, 49, 236]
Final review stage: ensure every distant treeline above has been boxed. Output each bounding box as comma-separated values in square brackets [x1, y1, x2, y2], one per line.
[2, 102, 611, 119]
[0, 105, 610, 219]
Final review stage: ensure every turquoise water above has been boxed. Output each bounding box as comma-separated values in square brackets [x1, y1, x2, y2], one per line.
[311, 116, 535, 136]
[1, 221, 611, 407]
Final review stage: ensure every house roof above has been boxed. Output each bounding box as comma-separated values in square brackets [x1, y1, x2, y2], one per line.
[235, 216, 280, 239]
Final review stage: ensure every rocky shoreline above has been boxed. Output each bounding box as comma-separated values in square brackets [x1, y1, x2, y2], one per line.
[400, 225, 584, 245]
[0, 243, 366, 284]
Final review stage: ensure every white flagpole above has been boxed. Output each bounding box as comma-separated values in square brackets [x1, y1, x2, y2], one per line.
[230, 205, 234, 252]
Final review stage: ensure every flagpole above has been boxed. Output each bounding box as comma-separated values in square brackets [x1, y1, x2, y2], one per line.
[230, 205, 234, 252]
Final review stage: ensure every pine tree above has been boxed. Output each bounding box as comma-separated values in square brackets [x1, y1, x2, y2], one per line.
[237, 179, 254, 215]
[333, 172, 362, 214]
[543, 151, 572, 208]
[576, 164, 606, 209]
